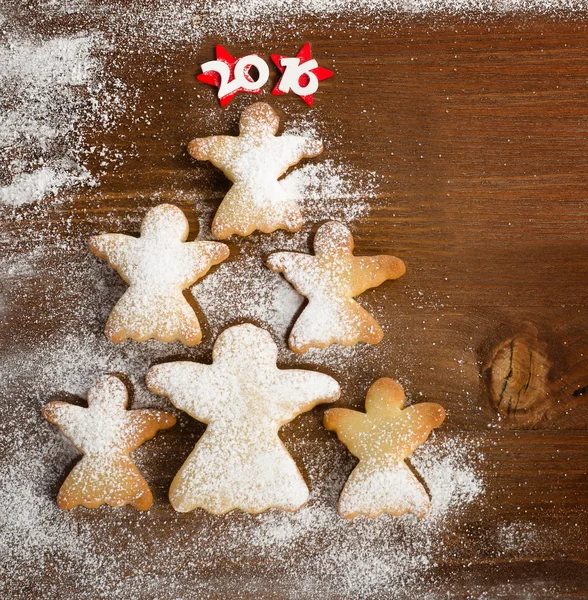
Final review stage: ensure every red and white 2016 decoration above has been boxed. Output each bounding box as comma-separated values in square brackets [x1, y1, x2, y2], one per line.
[197, 43, 333, 107]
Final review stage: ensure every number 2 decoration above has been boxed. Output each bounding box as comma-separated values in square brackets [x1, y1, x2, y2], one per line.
[197, 43, 333, 107]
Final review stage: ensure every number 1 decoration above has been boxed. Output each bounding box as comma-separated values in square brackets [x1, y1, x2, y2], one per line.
[197, 43, 333, 107]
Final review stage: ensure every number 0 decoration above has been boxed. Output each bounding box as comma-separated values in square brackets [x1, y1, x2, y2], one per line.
[197, 43, 333, 107]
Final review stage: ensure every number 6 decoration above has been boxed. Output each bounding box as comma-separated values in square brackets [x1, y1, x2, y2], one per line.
[197, 45, 270, 108]
[197, 43, 333, 107]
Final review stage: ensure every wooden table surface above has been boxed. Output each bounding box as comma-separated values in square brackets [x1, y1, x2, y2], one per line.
[1, 5, 587, 600]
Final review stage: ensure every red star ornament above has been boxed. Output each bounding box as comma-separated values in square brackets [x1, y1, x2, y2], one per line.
[271, 43, 333, 106]
[197, 45, 269, 108]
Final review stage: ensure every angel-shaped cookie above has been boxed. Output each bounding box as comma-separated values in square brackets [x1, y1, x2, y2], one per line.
[267, 221, 406, 353]
[146, 323, 340, 514]
[89, 203, 229, 345]
[324, 378, 445, 519]
[188, 102, 323, 239]
[42, 375, 176, 510]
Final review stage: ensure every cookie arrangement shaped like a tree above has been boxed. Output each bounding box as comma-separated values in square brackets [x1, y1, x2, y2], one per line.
[324, 377, 445, 519]
[267, 221, 406, 353]
[40, 100, 446, 518]
[89, 204, 229, 346]
[188, 102, 323, 239]
[146, 323, 341, 514]
[42, 375, 176, 510]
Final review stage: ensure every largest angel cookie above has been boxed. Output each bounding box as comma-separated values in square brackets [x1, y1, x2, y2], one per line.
[89, 204, 229, 345]
[146, 323, 341, 514]
[188, 102, 323, 239]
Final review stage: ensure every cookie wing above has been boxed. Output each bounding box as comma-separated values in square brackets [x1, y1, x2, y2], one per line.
[299, 137, 324, 158]
[125, 410, 177, 451]
[323, 408, 370, 459]
[88, 233, 135, 283]
[188, 135, 235, 170]
[182, 241, 229, 286]
[267, 252, 315, 297]
[275, 135, 323, 173]
[401, 403, 446, 455]
[272, 369, 340, 423]
[146, 362, 218, 424]
[351, 255, 406, 297]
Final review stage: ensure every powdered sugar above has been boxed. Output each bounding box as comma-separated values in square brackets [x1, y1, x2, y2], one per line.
[215, 432, 485, 598]
[0, 163, 92, 207]
[194, 251, 304, 339]
[282, 159, 375, 222]
[0, 33, 123, 206]
[411, 434, 484, 517]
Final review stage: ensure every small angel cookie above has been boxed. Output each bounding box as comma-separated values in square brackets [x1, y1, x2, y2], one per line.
[324, 378, 445, 519]
[89, 204, 229, 345]
[146, 323, 340, 514]
[42, 375, 176, 510]
[188, 102, 323, 239]
[267, 221, 406, 353]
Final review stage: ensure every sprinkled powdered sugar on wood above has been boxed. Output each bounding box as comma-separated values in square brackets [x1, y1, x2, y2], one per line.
[0, 240, 488, 597]
[0, 33, 126, 206]
[0, 365, 486, 598]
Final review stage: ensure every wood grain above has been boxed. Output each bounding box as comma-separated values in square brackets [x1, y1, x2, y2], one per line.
[1, 9, 587, 600]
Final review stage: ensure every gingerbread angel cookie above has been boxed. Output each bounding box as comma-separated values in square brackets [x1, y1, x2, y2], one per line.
[188, 102, 323, 239]
[267, 221, 406, 353]
[42, 375, 176, 510]
[324, 378, 445, 519]
[146, 323, 340, 514]
[89, 204, 229, 345]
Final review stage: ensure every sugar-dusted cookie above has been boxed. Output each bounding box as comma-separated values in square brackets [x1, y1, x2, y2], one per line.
[146, 323, 340, 514]
[267, 221, 406, 353]
[188, 102, 323, 239]
[324, 378, 445, 519]
[89, 204, 229, 345]
[42, 375, 176, 510]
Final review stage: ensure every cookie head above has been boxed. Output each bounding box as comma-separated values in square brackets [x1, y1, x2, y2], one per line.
[140, 204, 190, 242]
[212, 322, 278, 366]
[87, 374, 128, 410]
[239, 102, 280, 137]
[314, 221, 355, 256]
[365, 377, 405, 415]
